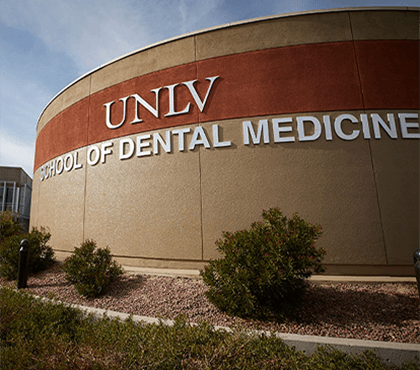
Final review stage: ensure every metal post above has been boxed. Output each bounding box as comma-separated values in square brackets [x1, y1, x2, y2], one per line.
[414, 249, 420, 304]
[15, 187, 20, 213]
[22, 184, 27, 216]
[17, 239, 29, 289]
[11, 182, 16, 214]
[1, 181, 6, 212]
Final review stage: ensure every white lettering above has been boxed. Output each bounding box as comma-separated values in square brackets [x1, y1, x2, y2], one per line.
[399, 113, 420, 139]
[172, 128, 191, 152]
[272, 118, 294, 143]
[87, 146, 100, 166]
[105, 76, 219, 127]
[323, 116, 333, 141]
[64, 153, 74, 171]
[101, 142, 113, 163]
[136, 134, 152, 157]
[39, 112, 419, 183]
[153, 131, 171, 154]
[74, 152, 83, 169]
[120, 138, 135, 160]
[104, 97, 129, 129]
[182, 76, 219, 112]
[360, 114, 371, 139]
[49, 160, 55, 178]
[164, 83, 191, 117]
[297, 116, 321, 142]
[131, 89, 161, 124]
[56, 157, 64, 174]
[372, 113, 398, 139]
[213, 124, 231, 147]
[189, 126, 210, 150]
[243, 120, 270, 145]
[334, 114, 359, 141]
[40, 166, 45, 181]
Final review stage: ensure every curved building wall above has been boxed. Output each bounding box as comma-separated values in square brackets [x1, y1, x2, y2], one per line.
[31, 8, 419, 275]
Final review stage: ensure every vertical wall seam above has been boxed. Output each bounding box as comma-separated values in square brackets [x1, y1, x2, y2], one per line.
[194, 35, 205, 261]
[348, 12, 389, 265]
[81, 76, 91, 243]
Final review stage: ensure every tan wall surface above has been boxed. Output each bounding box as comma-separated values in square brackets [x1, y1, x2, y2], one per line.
[82, 127, 203, 261]
[32, 148, 86, 251]
[367, 111, 419, 265]
[31, 8, 420, 275]
[198, 113, 391, 265]
[31, 109, 419, 274]
[195, 11, 353, 60]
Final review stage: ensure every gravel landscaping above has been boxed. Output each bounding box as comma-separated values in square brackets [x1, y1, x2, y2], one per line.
[1, 263, 419, 344]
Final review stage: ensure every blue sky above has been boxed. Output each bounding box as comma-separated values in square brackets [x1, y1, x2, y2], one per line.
[1, 0, 418, 178]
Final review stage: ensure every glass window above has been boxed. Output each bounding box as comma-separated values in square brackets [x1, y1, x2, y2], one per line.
[6, 187, 13, 203]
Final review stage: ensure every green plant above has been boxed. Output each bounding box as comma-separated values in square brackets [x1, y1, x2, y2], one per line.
[201, 208, 326, 318]
[0, 227, 54, 280]
[0, 210, 23, 240]
[2, 287, 417, 370]
[62, 240, 123, 298]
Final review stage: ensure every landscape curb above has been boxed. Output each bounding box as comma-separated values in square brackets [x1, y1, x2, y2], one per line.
[70, 302, 419, 367]
[121, 265, 418, 283]
[29, 265, 419, 366]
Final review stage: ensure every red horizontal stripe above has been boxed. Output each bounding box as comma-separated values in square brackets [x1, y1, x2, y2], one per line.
[35, 40, 419, 170]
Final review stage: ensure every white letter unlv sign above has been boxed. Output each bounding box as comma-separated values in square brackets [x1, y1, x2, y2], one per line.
[103, 76, 219, 129]
[103, 74, 419, 140]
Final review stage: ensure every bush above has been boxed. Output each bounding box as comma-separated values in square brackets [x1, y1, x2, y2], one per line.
[0, 227, 54, 280]
[62, 240, 123, 298]
[0, 210, 23, 240]
[201, 208, 326, 318]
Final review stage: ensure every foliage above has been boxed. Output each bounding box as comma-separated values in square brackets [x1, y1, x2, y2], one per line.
[62, 239, 123, 298]
[0, 210, 23, 240]
[201, 207, 326, 318]
[1, 286, 417, 370]
[0, 226, 54, 280]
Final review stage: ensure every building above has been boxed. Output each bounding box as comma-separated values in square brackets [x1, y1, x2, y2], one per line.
[0, 166, 32, 232]
[31, 8, 419, 275]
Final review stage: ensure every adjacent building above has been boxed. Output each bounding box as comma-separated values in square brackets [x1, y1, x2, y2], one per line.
[0, 166, 32, 232]
[30, 8, 419, 275]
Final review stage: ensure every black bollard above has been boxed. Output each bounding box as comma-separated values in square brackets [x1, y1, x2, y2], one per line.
[414, 249, 420, 303]
[17, 239, 29, 289]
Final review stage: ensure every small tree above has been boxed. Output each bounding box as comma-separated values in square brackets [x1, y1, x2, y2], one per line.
[62, 240, 123, 298]
[201, 208, 325, 318]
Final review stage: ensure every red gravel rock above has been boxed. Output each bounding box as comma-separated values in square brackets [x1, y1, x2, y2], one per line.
[2, 263, 419, 344]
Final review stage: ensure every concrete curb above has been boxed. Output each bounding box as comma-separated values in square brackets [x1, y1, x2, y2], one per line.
[269, 333, 420, 367]
[121, 265, 418, 283]
[71, 302, 419, 367]
[52, 259, 417, 283]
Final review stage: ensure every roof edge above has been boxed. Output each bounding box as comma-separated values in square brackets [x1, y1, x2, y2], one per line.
[36, 6, 419, 130]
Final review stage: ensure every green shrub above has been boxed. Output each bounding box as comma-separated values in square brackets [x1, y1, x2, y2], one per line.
[0, 227, 54, 280]
[0, 210, 23, 240]
[201, 208, 326, 318]
[62, 240, 123, 298]
[2, 287, 416, 369]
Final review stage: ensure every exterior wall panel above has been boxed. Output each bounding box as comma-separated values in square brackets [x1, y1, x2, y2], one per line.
[31, 8, 420, 275]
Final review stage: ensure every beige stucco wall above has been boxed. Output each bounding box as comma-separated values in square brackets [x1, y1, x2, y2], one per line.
[31, 8, 419, 275]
